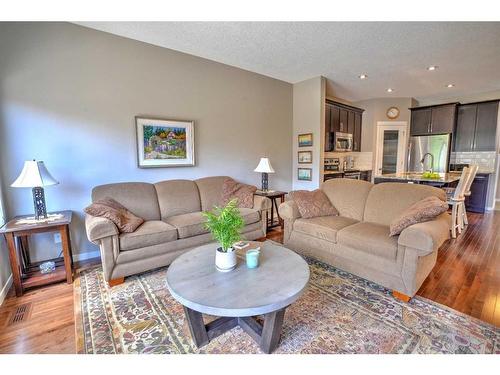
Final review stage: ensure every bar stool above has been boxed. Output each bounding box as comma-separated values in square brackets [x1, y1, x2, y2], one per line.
[460, 165, 478, 228]
[446, 167, 469, 238]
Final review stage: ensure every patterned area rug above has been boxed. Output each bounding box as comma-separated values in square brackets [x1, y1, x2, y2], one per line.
[74, 255, 499, 354]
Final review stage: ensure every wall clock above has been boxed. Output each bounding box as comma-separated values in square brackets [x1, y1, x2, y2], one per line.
[386, 106, 400, 119]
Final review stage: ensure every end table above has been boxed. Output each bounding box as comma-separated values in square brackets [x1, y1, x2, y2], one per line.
[254, 190, 287, 232]
[0, 210, 74, 296]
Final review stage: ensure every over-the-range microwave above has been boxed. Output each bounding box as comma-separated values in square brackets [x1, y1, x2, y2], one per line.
[329, 132, 353, 152]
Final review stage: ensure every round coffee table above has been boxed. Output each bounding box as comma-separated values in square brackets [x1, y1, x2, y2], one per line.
[166, 241, 310, 353]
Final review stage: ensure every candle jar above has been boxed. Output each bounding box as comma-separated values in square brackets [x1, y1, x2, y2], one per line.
[246, 249, 260, 269]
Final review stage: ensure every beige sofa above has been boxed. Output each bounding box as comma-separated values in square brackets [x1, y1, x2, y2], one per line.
[279, 179, 450, 300]
[85, 176, 268, 284]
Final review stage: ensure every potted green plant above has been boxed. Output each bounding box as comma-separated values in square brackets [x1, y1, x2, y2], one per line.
[202, 199, 244, 272]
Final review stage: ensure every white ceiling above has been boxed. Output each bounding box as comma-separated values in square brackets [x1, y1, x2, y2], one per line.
[76, 22, 500, 102]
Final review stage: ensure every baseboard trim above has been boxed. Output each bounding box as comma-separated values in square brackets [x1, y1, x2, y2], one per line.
[73, 250, 101, 262]
[0, 274, 13, 306]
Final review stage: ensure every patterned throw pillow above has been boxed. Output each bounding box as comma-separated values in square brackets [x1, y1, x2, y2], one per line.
[389, 196, 449, 236]
[221, 178, 257, 208]
[289, 190, 339, 219]
[85, 197, 144, 233]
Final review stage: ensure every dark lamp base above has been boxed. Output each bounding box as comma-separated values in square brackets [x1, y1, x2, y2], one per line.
[32, 186, 48, 220]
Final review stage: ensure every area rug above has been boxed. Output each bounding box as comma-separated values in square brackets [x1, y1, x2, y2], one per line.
[74, 254, 499, 354]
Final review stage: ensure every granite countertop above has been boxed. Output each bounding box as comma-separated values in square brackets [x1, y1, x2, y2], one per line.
[376, 172, 462, 184]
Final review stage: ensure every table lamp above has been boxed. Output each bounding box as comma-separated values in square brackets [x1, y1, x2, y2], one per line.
[254, 157, 275, 192]
[11, 160, 59, 220]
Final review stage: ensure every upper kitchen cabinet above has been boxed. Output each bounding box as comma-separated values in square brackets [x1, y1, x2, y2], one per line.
[410, 103, 458, 136]
[474, 101, 499, 151]
[325, 100, 364, 152]
[454, 100, 499, 152]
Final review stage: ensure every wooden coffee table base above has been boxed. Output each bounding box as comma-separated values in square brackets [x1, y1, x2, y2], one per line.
[183, 306, 286, 354]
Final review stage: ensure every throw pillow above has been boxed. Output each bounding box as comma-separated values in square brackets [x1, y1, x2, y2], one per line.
[85, 197, 144, 233]
[221, 178, 257, 208]
[389, 196, 448, 236]
[289, 189, 338, 219]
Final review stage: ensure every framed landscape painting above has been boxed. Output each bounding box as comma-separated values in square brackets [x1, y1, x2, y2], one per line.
[298, 133, 313, 147]
[297, 168, 312, 181]
[298, 151, 312, 164]
[136, 117, 195, 168]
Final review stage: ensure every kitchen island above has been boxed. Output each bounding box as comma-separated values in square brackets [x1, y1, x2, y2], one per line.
[374, 172, 462, 187]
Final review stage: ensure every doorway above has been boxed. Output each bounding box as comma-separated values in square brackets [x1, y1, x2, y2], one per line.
[374, 122, 408, 176]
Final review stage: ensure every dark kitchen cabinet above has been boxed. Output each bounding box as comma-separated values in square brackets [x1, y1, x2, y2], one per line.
[465, 174, 490, 213]
[325, 100, 364, 152]
[410, 103, 457, 136]
[453, 100, 498, 152]
[324, 104, 333, 151]
[474, 101, 499, 151]
[339, 109, 348, 133]
[353, 112, 362, 151]
[410, 108, 432, 135]
[330, 105, 340, 133]
[430, 104, 457, 134]
[347, 111, 355, 135]
[454, 104, 477, 152]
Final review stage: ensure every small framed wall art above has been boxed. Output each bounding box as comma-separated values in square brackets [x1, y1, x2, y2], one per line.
[297, 168, 312, 181]
[136, 116, 195, 168]
[298, 151, 312, 164]
[298, 133, 313, 147]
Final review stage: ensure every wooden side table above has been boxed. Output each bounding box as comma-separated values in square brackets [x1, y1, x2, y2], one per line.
[0, 210, 73, 296]
[254, 190, 287, 232]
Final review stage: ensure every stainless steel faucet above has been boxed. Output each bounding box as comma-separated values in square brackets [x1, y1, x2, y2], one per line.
[420, 153, 434, 172]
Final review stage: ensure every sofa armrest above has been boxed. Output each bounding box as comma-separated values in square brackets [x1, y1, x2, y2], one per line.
[85, 214, 119, 244]
[253, 195, 272, 211]
[398, 213, 450, 256]
[278, 200, 301, 221]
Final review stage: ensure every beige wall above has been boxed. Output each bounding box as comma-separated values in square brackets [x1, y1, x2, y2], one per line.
[292, 76, 325, 189]
[0, 22, 293, 275]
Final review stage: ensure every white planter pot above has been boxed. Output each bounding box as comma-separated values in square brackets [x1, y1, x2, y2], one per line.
[215, 247, 237, 272]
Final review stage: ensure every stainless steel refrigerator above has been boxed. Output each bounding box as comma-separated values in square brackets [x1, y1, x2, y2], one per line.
[407, 134, 451, 173]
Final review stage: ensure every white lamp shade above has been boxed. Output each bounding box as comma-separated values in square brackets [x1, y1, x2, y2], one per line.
[254, 158, 275, 173]
[11, 160, 59, 188]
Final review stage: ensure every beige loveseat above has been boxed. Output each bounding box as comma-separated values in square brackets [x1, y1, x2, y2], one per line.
[85, 176, 268, 284]
[279, 179, 450, 300]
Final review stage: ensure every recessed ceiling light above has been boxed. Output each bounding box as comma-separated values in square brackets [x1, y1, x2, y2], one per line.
[386, 88, 394, 93]
[427, 65, 438, 71]
[446, 84, 455, 88]
[359, 74, 368, 79]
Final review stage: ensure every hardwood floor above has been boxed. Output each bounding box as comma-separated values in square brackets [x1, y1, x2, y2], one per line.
[0, 211, 499, 353]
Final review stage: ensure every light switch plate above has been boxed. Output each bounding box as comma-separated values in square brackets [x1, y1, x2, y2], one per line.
[54, 233, 62, 244]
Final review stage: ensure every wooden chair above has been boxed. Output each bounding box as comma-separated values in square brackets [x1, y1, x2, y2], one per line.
[460, 165, 479, 228]
[446, 167, 469, 238]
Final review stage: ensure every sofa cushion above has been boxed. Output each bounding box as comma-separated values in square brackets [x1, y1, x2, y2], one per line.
[289, 189, 338, 219]
[85, 197, 144, 233]
[363, 183, 447, 226]
[294, 216, 359, 243]
[195, 176, 229, 211]
[221, 178, 257, 208]
[337, 222, 399, 260]
[154, 180, 201, 219]
[92, 182, 161, 221]
[320, 179, 373, 221]
[390, 196, 449, 236]
[119, 221, 177, 251]
[166, 208, 260, 239]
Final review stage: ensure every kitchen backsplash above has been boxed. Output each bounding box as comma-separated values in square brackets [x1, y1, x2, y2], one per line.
[324, 151, 373, 170]
[450, 151, 496, 173]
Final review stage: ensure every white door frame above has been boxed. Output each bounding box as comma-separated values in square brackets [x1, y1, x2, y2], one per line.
[374, 121, 408, 176]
